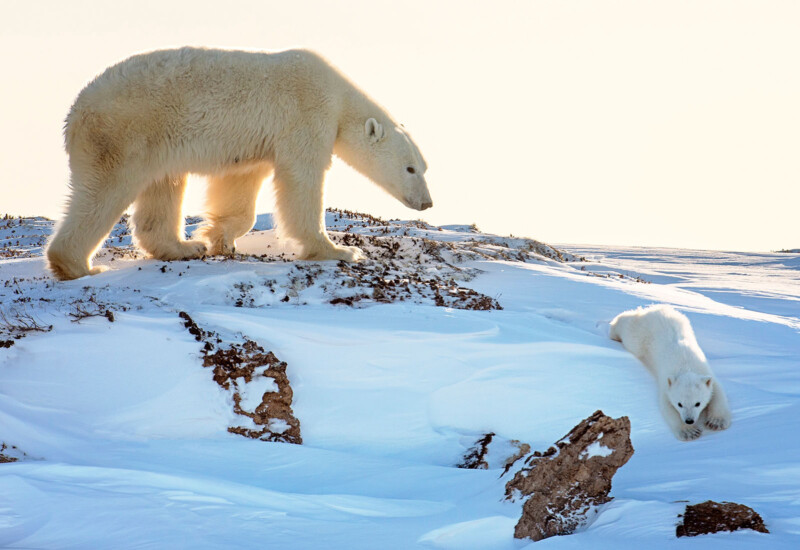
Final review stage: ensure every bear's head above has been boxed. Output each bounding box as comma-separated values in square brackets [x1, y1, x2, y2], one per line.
[666, 373, 713, 425]
[336, 117, 432, 211]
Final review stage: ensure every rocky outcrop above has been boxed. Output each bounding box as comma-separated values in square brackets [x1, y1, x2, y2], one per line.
[676, 501, 769, 537]
[504, 410, 634, 542]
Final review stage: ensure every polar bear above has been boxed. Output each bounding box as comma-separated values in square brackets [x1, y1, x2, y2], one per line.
[46, 47, 432, 280]
[609, 305, 731, 441]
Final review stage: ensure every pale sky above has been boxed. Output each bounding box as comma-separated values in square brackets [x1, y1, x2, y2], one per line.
[1, 0, 798, 251]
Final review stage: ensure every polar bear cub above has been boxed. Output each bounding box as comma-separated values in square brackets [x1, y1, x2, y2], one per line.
[609, 305, 731, 441]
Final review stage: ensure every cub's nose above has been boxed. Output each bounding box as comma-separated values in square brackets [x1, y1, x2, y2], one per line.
[685, 419, 695, 425]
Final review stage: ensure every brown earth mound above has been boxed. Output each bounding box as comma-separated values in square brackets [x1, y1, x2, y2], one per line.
[676, 500, 768, 537]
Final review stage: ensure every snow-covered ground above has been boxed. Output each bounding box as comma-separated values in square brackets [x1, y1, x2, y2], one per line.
[1, 212, 798, 549]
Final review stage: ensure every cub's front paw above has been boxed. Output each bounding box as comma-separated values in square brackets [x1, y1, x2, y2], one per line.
[677, 426, 703, 441]
[705, 416, 731, 431]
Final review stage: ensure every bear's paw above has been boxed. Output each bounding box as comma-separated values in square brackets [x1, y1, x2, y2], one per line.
[678, 426, 703, 441]
[705, 416, 731, 431]
[302, 244, 364, 263]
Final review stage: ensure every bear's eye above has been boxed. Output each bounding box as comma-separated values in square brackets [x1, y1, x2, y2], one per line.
[695, 402, 700, 407]
[677, 403, 683, 408]
[406, 166, 416, 174]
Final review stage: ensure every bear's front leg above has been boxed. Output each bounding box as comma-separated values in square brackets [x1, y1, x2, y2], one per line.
[272, 159, 365, 262]
[704, 380, 732, 431]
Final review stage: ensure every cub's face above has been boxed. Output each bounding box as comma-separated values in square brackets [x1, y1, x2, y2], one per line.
[359, 118, 432, 211]
[667, 374, 713, 425]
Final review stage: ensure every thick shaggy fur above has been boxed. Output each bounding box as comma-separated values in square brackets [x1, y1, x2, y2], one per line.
[610, 305, 732, 441]
[47, 47, 432, 280]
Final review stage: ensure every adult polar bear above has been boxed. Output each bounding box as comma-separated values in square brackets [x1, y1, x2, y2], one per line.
[47, 47, 432, 280]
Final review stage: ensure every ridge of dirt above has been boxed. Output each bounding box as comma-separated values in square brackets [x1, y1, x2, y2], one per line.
[179, 311, 301, 444]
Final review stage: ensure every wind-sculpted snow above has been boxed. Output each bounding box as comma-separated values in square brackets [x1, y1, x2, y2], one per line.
[0, 210, 798, 549]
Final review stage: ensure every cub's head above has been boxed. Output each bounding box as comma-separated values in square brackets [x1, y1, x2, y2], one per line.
[336, 117, 432, 211]
[666, 373, 713, 425]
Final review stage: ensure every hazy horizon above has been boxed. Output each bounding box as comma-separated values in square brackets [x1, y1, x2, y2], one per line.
[2, 1, 798, 252]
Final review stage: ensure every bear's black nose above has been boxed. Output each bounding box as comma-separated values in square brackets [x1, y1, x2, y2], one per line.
[685, 419, 694, 425]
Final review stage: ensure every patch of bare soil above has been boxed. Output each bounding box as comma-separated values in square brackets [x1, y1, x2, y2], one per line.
[0, 215, 52, 259]
[0, 442, 27, 463]
[504, 410, 634, 542]
[179, 312, 301, 444]
[457, 432, 530, 472]
[676, 500, 769, 537]
[459, 433, 496, 469]
[332, 257, 502, 311]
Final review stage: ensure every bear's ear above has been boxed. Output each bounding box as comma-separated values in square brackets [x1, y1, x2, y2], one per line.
[703, 377, 712, 387]
[667, 377, 673, 387]
[365, 118, 385, 143]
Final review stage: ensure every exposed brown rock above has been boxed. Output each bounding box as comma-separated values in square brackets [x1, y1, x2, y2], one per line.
[458, 433, 531, 472]
[0, 442, 26, 463]
[504, 410, 634, 542]
[459, 433, 495, 469]
[205, 340, 302, 444]
[179, 311, 301, 444]
[676, 501, 769, 537]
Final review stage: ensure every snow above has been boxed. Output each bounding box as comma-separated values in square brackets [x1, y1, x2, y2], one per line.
[237, 371, 279, 412]
[581, 441, 614, 459]
[1, 213, 798, 548]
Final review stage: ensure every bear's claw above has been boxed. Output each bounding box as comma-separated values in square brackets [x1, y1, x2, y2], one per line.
[705, 416, 731, 431]
[678, 426, 703, 441]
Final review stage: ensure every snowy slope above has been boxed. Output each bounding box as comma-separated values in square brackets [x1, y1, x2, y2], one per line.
[1, 212, 798, 549]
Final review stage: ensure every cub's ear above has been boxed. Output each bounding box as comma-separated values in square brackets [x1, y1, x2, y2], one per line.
[703, 376, 712, 387]
[365, 118, 385, 143]
[667, 377, 673, 387]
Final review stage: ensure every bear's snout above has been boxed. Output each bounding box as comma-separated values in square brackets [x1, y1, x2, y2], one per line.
[420, 200, 433, 210]
[685, 419, 695, 425]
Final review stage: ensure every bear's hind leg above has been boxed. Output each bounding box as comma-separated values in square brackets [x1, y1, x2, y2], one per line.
[194, 167, 270, 255]
[47, 173, 142, 280]
[272, 164, 364, 262]
[131, 175, 207, 260]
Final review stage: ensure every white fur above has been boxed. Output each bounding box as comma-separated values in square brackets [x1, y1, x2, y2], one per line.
[609, 305, 732, 441]
[46, 47, 432, 280]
